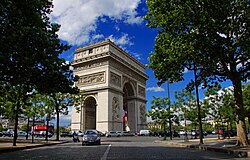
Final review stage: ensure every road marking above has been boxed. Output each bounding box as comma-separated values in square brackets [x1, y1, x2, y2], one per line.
[101, 144, 111, 160]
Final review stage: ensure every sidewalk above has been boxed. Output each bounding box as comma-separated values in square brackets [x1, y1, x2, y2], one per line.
[0, 138, 67, 154]
[155, 137, 250, 158]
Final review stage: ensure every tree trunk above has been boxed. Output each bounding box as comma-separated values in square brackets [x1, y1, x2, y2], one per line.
[232, 76, 249, 146]
[56, 105, 60, 141]
[184, 112, 189, 142]
[194, 67, 203, 145]
[32, 116, 35, 143]
[13, 102, 20, 146]
[26, 117, 30, 140]
[45, 119, 49, 141]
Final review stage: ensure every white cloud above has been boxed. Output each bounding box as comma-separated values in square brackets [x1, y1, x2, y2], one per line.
[131, 52, 142, 60]
[114, 25, 120, 31]
[51, 107, 72, 127]
[92, 34, 104, 40]
[183, 68, 189, 73]
[108, 33, 134, 46]
[146, 86, 165, 92]
[51, 0, 142, 45]
[147, 116, 153, 122]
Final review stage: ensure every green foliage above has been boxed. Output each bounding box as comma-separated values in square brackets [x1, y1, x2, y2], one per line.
[0, 124, 3, 131]
[147, 96, 178, 128]
[58, 126, 70, 133]
[243, 83, 250, 114]
[145, 0, 250, 146]
[72, 90, 86, 113]
[20, 125, 28, 132]
[147, 96, 170, 122]
[145, 0, 249, 85]
[204, 86, 236, 129]
[0, 0, 78, 145]
[49, 92, 74, 141]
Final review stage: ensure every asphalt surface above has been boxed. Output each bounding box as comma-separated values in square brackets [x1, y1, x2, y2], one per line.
[0, 136, 250, 159]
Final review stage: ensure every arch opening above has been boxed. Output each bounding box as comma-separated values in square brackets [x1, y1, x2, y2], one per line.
[83, 97, 97, 130]
[123, 83, 135, 131]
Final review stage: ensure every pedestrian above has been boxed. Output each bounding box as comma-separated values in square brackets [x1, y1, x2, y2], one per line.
[218, 129, 223, 139]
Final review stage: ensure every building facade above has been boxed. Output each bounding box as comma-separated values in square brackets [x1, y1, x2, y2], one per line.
[71, 39, 148, 133]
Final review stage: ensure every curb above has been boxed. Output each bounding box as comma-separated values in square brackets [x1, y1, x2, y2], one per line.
[0, 141, 69, 154]
[188, 144, 250, 158]
[155, 140, 250, 158]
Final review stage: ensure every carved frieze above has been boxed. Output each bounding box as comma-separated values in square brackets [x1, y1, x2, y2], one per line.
[110, 72, 121, 87]
[140, 104, 146, 124]
[110, 59, 146, 85]
[138, 85, 146, 97]
[74, 61, 107, 72]
[112, 97, 120, 121]
[77, 72, 105, 86]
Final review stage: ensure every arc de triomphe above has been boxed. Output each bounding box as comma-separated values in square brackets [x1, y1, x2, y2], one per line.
[71, 39, 148, 133]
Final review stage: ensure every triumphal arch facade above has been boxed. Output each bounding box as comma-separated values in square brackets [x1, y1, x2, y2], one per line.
[71, 39, 148, 133]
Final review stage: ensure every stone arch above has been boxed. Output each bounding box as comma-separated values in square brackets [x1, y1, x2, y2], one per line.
[71, 40, 148, 133]
[82, 96, 97, 130]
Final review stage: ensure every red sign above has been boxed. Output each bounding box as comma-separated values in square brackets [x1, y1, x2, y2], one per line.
[34, 126, 46, 130]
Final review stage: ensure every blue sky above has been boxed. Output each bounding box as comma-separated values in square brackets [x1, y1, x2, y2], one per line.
[49, 0, 234, 126]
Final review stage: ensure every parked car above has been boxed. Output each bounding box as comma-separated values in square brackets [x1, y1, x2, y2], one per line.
[97, 130, 105, 137]
[2, 131, 11, 137]
[212, 130, 218, 135]
[179, 130, 186, 135]
[7, 129, 14, 136]
[60, 132, 72, 137]
[121, 131, 135, 136]
[38, 131, 53, 138]
[82, 130, 101, 145]
[158, 130, 180, 138]
[17, 131, 28, 137]
[71, 130, 84, 137]
[139, 130, 150, 136]
[223, 129, 237, 138]
[191, 129, 199, 137]
[105, 131, 120, 137]
[191, 129, 207, 138]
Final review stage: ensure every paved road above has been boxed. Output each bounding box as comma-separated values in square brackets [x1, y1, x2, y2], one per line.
[0, 136, 248, 160]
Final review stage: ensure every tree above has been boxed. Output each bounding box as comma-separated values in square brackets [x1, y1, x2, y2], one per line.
[145, 0, 250, 146]
[49, 93, 73, 141]
[147, 96, 176, 140]
[23, 92, 47, 141]
[174, 89, 196, 141]
[0, 0, 74, 146]
[242, 83, 250, 131]
[204, 86, 236, 132]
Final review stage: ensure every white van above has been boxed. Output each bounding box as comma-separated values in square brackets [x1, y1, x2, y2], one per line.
[139, 130, 150, 136]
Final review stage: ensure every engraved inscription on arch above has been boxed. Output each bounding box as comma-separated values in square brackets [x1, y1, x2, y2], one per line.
[77, 71, 105, 86]
[110, 72, 121, 87]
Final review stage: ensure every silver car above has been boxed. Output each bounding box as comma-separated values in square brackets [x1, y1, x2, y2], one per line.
[82, 130, 101, 145]
[105, 131, 120, 137]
